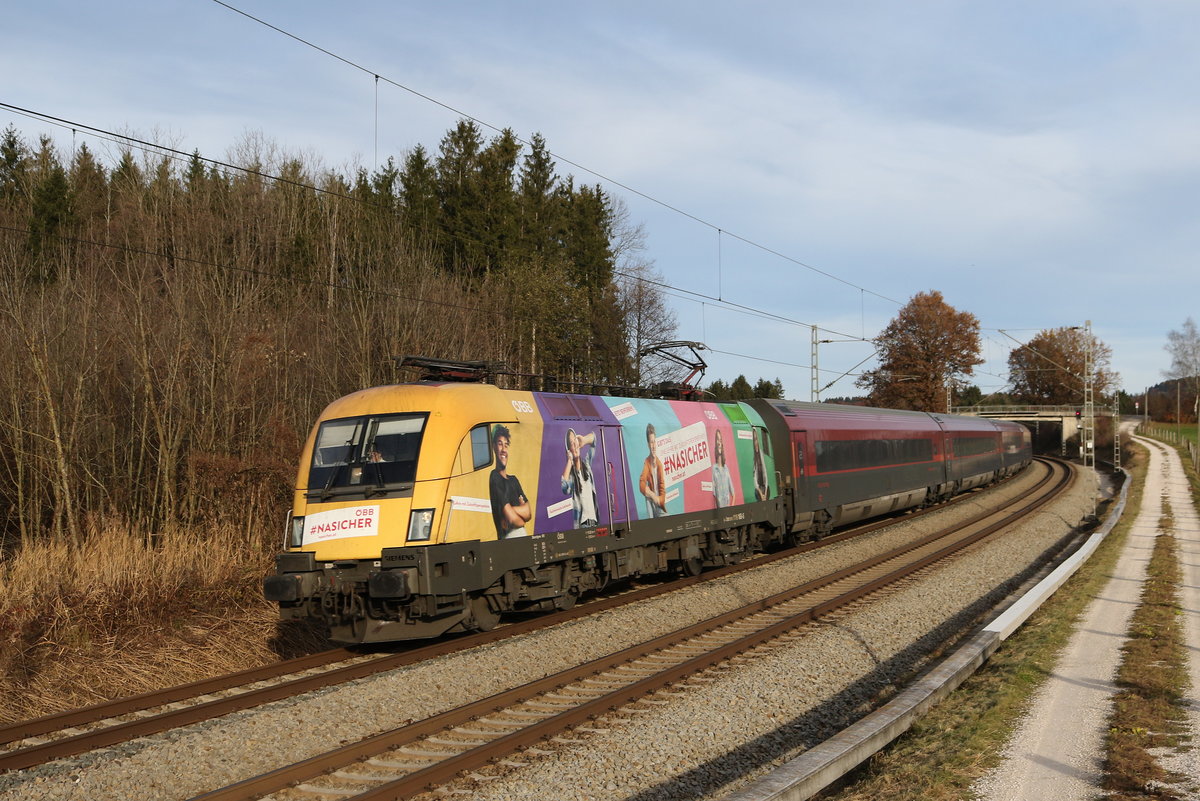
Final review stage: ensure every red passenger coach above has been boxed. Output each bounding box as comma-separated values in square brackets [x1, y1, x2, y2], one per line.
[750, 399, 1031, 538]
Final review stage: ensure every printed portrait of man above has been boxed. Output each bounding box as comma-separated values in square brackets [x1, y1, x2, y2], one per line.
[489, 424, 531, 538]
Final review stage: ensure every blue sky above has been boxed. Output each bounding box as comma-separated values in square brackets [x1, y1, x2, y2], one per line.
[4, 1, 1198, 401]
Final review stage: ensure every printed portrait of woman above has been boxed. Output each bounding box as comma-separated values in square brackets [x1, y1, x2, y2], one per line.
[752, 428, 768, 502]
[561, 428, 600, 528]
[710, 428, 734, 508]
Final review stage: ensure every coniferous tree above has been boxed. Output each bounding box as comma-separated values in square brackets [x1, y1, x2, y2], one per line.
[184, 149, 206, 192]
[370, 157, 401, 215]
[0, 125, 30, 206]
[27, 137, 72, 278]
[957, 384, 984, 407]
[399, 144, 439, 248]
[707, 376, 785, 401]
[436, 120, 486, 277]
[517, 132, 560, 259]
[147, 156, 179, 228]
[68, 143, 107, 228]
[274, 158, 319, 279]
[729, 375, 755, 400]
[556, 180, 622, 381]
[0, 121, 668, 544]
[562, 181, 614, 291]
[587, 284, 632, 384]
[707, 379, 731, 400]
[109, 150, 145, 236]
[753, 378, 785, 399]
[477, 128, 520, 272]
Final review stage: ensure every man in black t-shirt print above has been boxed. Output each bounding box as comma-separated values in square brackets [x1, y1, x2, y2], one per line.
[489, 425, 531, 538]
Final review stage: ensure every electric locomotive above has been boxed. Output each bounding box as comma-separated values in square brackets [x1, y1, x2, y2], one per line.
[264, 381, 1031, 643]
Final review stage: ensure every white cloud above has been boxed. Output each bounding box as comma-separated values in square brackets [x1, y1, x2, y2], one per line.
[5, 0, 1199, 394]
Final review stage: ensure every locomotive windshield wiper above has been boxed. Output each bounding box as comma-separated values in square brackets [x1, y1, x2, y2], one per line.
[318, 424, 361, 500]
[319, 462, 344, 500]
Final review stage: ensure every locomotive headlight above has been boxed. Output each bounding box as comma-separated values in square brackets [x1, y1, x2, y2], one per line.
[407, 508, 434, 542]
[289, 515, 305, 548]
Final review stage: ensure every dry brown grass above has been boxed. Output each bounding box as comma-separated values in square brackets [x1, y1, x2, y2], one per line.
[0, 519, 325, 724]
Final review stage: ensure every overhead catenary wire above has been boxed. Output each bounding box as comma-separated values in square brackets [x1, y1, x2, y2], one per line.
[621, 266, 871, 343]
[0, 105, 1018, 396]
[1, 49, 1019, 395]
[0, 102, 364, 206]
[0, 220, 863, 383]
[0, 4, 1042, 395]
[207, 0, 904, 308]
[0, 101, 875, 351]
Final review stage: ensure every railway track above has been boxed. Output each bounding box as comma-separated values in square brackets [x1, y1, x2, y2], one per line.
[183, 457, 1071, 801]
[0, 465, 1023, 776]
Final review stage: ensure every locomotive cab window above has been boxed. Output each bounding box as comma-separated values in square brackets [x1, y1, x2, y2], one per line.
[469, 424, 492, 470]
[308, 413, 427, 498]
[755, 428, 771, 456]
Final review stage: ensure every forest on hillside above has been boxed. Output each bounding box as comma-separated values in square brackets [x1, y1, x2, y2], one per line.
[0, 119, 679, 548]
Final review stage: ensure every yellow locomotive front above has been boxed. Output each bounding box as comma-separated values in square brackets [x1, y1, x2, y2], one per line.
[265, 382, 542, 642]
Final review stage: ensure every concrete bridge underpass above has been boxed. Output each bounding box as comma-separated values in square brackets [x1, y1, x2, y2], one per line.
[950, 404, 1118, 459]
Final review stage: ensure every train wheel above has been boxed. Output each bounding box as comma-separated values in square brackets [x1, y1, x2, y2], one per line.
[467, 594, 500, 632]
[680, 556, 703, 577]
[554, 588, 579, 611]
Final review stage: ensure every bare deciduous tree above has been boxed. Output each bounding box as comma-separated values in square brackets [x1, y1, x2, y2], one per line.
[616, 263, 681, 386]
[609, 197, 681, 387]
[0, 121, 646, 548]
[1165, 317, 1200, 389]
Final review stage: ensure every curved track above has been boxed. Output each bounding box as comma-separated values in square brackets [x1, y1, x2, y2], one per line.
[188, 458, 1070, 801]
[0, 462, 1044, 777]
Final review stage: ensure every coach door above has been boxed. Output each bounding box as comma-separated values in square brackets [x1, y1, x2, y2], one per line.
[790, 430, 811, 512]
[600, 425, 629, 532]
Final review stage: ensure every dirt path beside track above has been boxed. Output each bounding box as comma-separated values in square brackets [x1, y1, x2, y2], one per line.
[974, 433, 1200, 800]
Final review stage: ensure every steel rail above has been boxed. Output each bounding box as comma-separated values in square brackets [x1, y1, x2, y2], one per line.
[0, 647, 359, 747]
[1, 464, 1022, 772]
[189, 458, 1068, 801]
[0, 529, 868, 773]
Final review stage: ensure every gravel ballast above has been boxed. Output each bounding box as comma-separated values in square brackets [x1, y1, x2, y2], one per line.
[0, 464, 1094, 801]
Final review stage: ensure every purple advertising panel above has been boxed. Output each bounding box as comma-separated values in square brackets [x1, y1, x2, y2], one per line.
[529, 394, 627, 535]
[517, 392, 776, 536]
